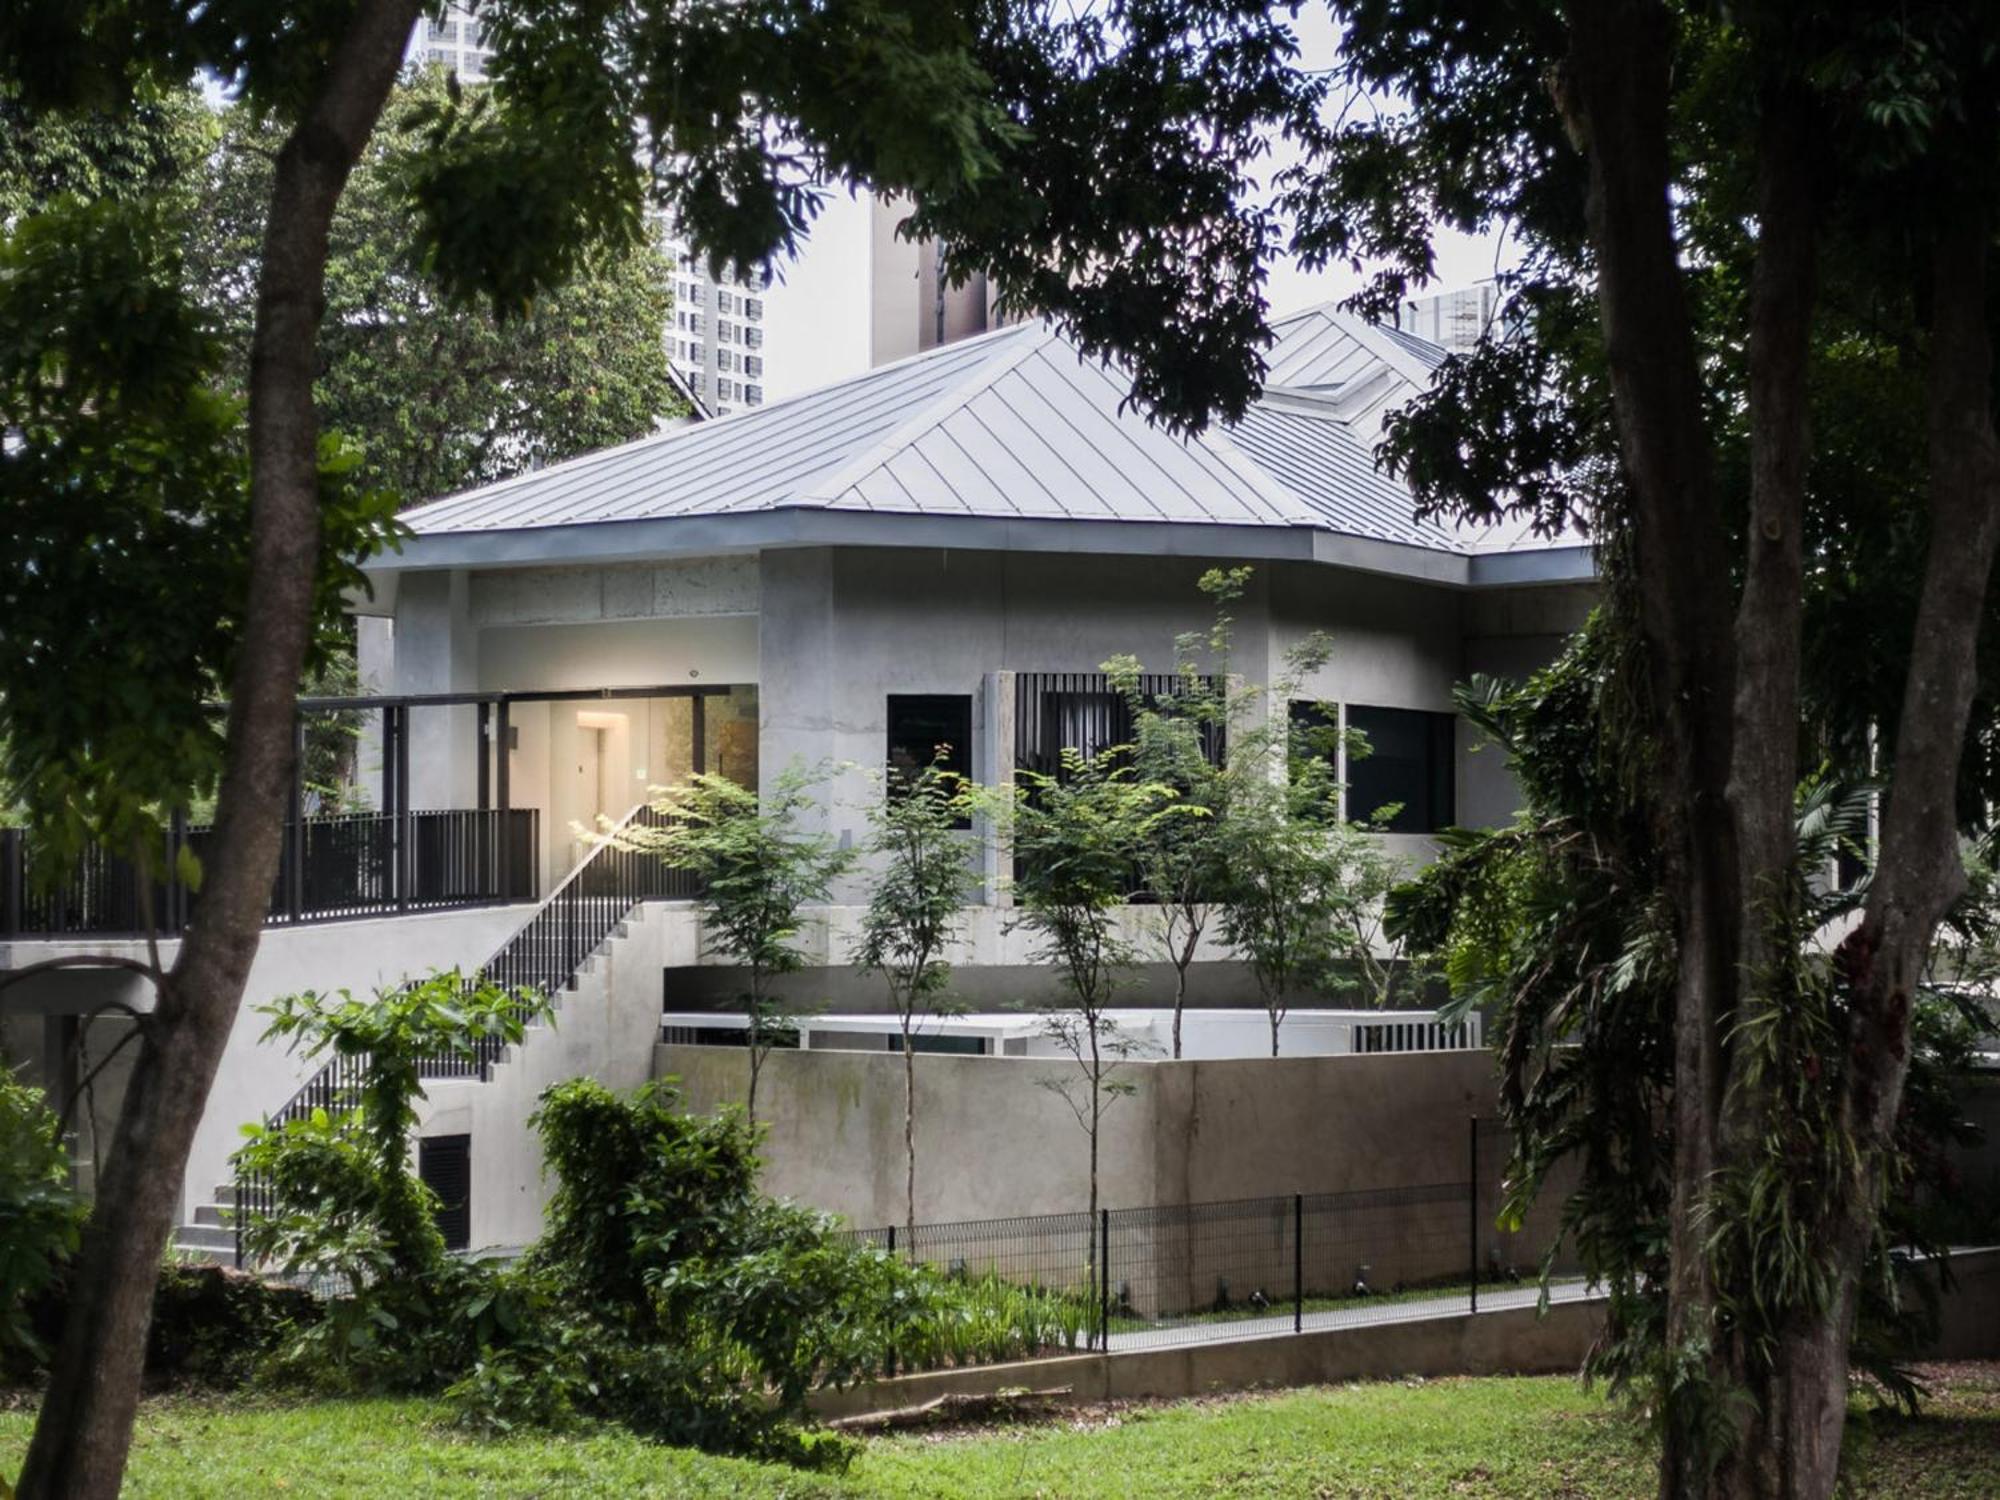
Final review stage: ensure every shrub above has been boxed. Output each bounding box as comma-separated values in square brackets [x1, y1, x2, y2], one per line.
[145, 1264, 319, 1386]
[219, 1070, 1087, 1462]
[0, 1067, 85, 1363]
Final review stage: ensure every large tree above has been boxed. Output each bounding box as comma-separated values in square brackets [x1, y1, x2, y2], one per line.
[1291, 3, 2000, 1494]
[0, 7, 1320, 1491]
[188, 70, 683, 506]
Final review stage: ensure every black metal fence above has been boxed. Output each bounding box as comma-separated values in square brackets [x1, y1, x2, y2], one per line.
[837, 1119, 1585, 1369]
[0, 808, 539, 939]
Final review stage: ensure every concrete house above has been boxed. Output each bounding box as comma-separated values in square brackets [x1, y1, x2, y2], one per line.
[358, 305, 1591, 907]
[3, 304, 1595, 1254]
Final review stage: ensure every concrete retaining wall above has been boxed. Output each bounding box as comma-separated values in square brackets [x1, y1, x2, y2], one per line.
[809, 1297, 1607, 1419]
[808, 1245, 2000, 1420]
[660, 1044, 1504, 1226]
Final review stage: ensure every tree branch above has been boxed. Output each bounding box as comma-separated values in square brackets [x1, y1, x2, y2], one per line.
[1847, 204, 2000, 1149]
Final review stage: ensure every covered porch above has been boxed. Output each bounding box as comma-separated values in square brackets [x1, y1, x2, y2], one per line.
[0, 683, 753, 941]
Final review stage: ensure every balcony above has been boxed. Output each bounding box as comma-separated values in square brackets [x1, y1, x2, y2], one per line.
[1, 808, 539, 941]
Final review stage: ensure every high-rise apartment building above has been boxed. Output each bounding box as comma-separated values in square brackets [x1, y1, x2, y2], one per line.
[408, 4, 491, 79]
[660, 225, 771, 416]
[1390, 282, 1501, 355]
[869, 195, 1007, 367]
[404, 5, 770, 416]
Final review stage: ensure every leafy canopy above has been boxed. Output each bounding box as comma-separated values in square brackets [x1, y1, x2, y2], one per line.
[0, 195, 399, 867]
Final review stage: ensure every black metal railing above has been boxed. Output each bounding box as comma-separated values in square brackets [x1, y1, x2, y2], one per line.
[1, 808, 539, 940]
[481, 803, 696, 1001]
[230, 802, 698, 1264]
[1014, 672, 1227, 783]
[835, 1119, 1587, 1369]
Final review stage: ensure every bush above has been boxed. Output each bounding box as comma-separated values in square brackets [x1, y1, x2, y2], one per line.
[0, 1068, 85, 1364]
[216, 1072, 1086, 1463]
[145, 1264, 319, 1386]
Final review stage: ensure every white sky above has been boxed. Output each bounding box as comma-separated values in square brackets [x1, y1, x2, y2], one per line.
[762, 14, 1511, 401]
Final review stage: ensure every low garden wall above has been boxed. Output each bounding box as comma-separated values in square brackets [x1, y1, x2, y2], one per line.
[659, 1043, 1507, 1227]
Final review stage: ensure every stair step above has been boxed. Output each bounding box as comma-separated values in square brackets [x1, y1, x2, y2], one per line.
[171, 1243, 236, 1266]
[194, 1203, 231, 1228]
[175, 1224, 235, 1251]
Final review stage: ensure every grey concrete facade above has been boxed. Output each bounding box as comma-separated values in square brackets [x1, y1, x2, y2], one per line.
[359, 542, 1594, 905]
[660, 1045, 1517, 1227]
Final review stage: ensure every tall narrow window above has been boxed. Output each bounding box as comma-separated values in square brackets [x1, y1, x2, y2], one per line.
[1346, 705, 1456, 833]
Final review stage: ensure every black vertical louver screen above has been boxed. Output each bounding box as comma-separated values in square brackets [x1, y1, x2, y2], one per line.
[419, 1134, 472, 1252]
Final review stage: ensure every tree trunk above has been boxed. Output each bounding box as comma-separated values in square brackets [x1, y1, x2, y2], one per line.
[16, 7, 420, 1496]
[1559, 6, 2000, 1497]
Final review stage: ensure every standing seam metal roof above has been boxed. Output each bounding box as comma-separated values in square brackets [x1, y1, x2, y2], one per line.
[399, 307, 1473, 554]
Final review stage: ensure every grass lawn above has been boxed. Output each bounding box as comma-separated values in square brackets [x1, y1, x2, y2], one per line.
[2, 1365, 1994, 1498]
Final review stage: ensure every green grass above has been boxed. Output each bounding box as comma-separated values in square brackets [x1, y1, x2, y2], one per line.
[2, 1365, 1994, 1498]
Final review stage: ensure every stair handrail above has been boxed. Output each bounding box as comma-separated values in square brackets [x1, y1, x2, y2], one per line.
[228, 798, 693, 1265]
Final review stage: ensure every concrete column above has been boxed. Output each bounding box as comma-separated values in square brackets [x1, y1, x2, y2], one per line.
[353, 614, 395, 811]
[395, 570, 480, 809]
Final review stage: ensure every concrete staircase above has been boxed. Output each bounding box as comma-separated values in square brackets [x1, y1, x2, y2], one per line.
[173, 1182, 242, 1265]
[169, 906, 652, 1267]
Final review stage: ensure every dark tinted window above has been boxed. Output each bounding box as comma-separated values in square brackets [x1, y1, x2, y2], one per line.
[887, 1031, 988, 1055]
[886, 694, 972, 789]
[1347, 705, 1457, 833]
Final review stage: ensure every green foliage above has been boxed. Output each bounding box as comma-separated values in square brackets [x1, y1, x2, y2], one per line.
[0, 191, 401, 876]
[1386, 624, 1991, 1411]
[236, 972, 550, 1281]
[1002, 748, 1179, 1015]
[379, 0, 1327, 433]
[0, 79, 212, 223]
[438, 1077, 962, 1462]
[526, 1077, 762, 1324]
[142, 1263, 319, 1388]
[995, 747, 1181, 1216]
[1218, 741, 1405, 1053]
[185, 70, 684, 508]
[1103, 568, 1242, 1057]
[0, 1069, 84, 1360]
[854, 753, 980, 1227]
[629, 765, 854, 1123]
[854, 755, 978, 1029]
[1109, 567, 1409, 1057]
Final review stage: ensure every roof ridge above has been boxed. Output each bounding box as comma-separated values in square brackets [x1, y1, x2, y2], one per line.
[794, 324, 1060, 507]
[1319, 308, 1438, 390]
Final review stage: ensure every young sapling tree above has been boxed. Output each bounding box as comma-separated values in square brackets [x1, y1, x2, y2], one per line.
[629, 765, 853, 1129]
[854, 752, 980, 1236]
[1103, 567, 1249, 1059]
[996, 749, 1179, 1255]
[1218, 660, 1407, 1055]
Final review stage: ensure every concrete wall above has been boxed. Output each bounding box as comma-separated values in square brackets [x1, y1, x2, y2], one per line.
[659, 1043, 1501, 1227]
[810, 1297, 1608, 1419]
[419, 902, 688, 1251]
[1, 904, 535, 1223]
[808, 1243, 2000, 1419]
[372, 547, 1593, 890]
